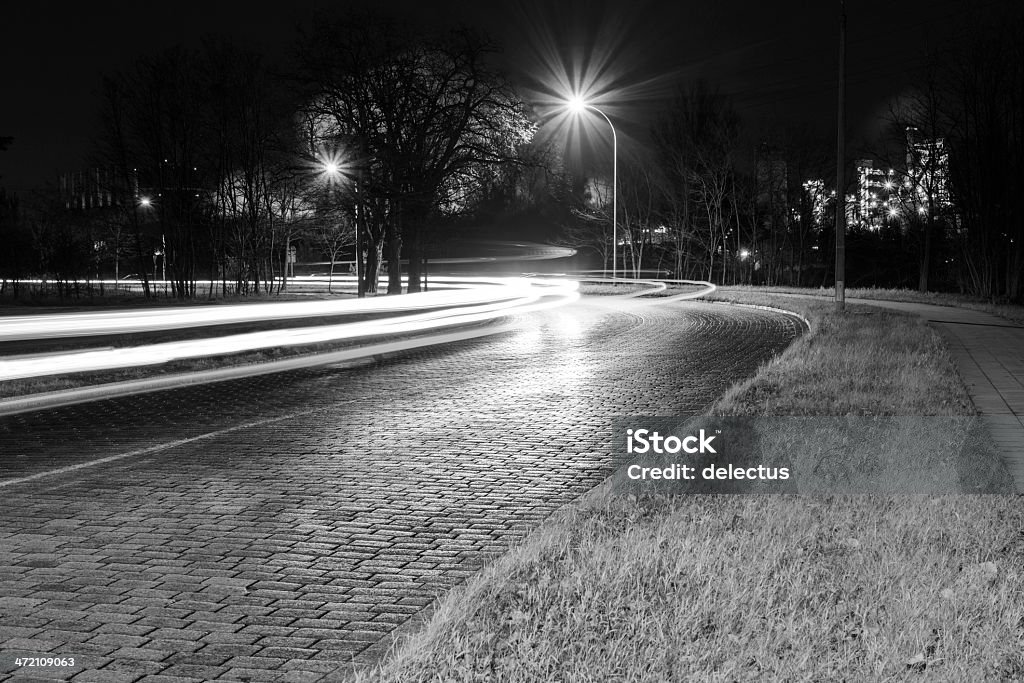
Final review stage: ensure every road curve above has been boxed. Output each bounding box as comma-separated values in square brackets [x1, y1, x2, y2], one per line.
[0, 299, 801, 681]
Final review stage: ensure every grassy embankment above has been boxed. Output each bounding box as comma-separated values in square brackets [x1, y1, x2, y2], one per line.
[355, 291, 1024, 682]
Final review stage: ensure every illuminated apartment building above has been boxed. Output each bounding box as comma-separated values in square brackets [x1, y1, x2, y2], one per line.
[854, 159, 898, 229]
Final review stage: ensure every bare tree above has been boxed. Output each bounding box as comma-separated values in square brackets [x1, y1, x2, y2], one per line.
[314, 213, 356, 293]
[945, 10, 1024, 299]
[294, 10, 534, 295]
[652, 81, 740, 283]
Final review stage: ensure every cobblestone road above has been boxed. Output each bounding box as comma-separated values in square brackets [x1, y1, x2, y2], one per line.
[0, 299, 801, 682]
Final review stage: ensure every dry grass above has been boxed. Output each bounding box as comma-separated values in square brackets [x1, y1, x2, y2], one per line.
[705, 295, 974, 417]
[354, 290, 1024, 682]
[363, 494, 1024, 682]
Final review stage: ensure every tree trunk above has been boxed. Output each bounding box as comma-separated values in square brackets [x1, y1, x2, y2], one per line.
[364, 239, 383, 294]
[408, 250, 422, 293]
[919, 212, 933, 292]
[407, 221, 422, 293]
[387, 214, 402, 295]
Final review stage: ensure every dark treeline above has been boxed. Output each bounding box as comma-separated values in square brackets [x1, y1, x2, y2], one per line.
[0, 9, 534, 300]
[0, 6, 1021, 301]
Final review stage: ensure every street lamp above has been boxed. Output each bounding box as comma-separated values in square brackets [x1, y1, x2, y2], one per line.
[137, 196, 165, 283]
[567, 96, 618, 280]
[320, 157, 365, 298]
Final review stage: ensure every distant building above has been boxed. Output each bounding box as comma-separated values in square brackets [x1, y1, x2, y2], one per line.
[59, 167, 128, 211]
[800, 128, 955, 233]
[801, 179, 828, 227]
[59, 163, 211, 213]
[854, 159, 898, 230]
[845, 193, 857, 227]
[905, 126, 951, 211]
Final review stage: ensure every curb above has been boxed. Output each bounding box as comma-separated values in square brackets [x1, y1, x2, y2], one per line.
[700, 299, 812, 333]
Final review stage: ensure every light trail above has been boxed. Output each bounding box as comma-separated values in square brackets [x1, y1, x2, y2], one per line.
[553, 274, 717, 301]
[0, 276, 538, 342]
[0, 274, 713, 384]
[0, 278, 579, 381]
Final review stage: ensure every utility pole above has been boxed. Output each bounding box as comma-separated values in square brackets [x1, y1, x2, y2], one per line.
[835, 0, 847, 312]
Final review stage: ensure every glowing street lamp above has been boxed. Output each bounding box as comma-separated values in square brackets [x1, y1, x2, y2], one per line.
[567, 96, 618, 280]
[319, 156, 365, 298]
[136, 196, 165, 282]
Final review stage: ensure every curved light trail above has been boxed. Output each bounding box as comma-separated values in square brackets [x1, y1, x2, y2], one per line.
[0, 278, 579, 381]
[553, 274, 717, 301]
[0, 272, 714, 384]
[0, 276, 543, 342]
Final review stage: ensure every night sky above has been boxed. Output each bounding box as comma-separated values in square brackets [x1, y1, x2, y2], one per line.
[0, 0, 1005, 192]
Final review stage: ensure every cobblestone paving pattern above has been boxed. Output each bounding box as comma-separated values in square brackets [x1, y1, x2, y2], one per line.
[0, 300, 801, 681]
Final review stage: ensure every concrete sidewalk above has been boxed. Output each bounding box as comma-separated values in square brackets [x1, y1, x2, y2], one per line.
[847, 298, 1024, 492]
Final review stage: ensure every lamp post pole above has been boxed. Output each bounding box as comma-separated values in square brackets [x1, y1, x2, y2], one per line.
[355, 168, 365, 298]
[321, 156, 366, 298]
[570, 100, 618, 280]
[835, 0, 847, 312]
[594, 108, 618, 281]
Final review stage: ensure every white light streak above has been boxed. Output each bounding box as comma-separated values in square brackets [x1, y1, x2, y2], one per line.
[0, 277, 534, 342]
[0, 278, 578, 381]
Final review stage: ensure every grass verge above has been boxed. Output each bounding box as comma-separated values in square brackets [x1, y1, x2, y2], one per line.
[353, 292, 1024, 681]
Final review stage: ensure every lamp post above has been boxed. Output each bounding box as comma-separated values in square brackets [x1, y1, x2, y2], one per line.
[321, 159, 365, 298]
[834, 0, 847, 311]
[568, 97, 618, 280]
[137, 196, 164, 284]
